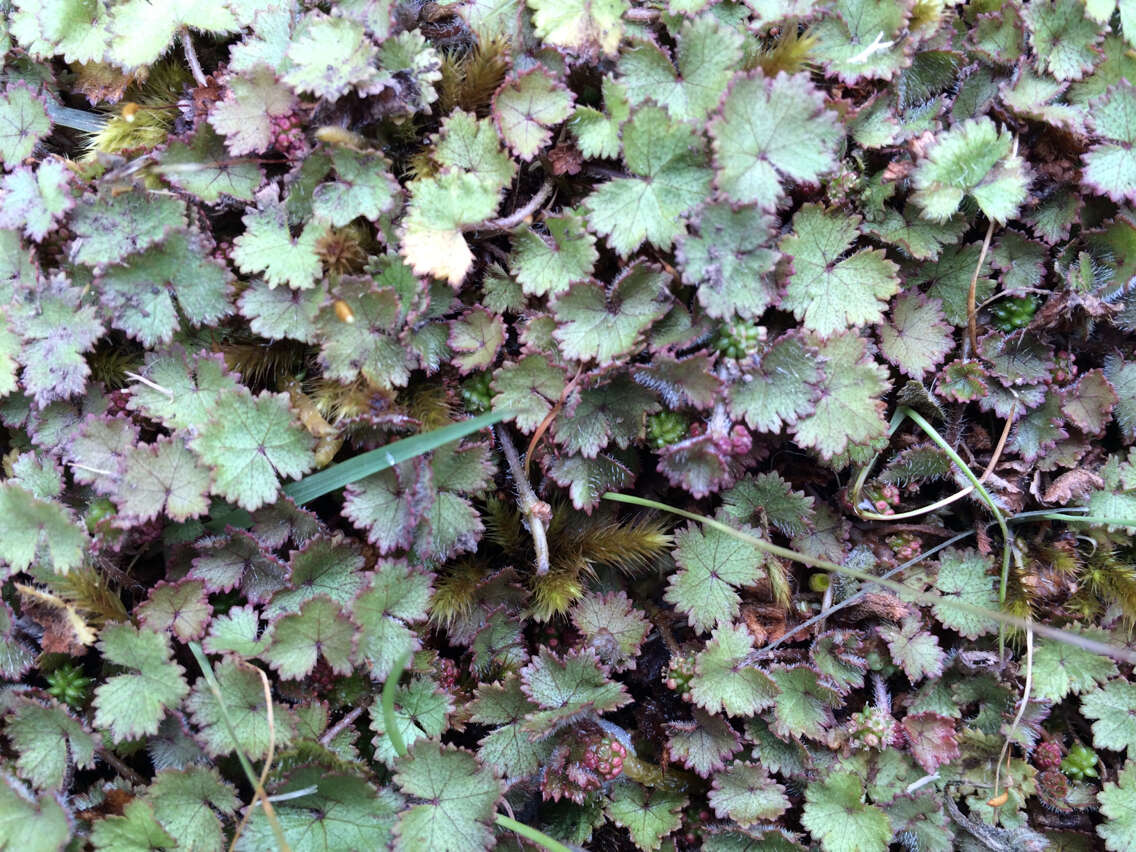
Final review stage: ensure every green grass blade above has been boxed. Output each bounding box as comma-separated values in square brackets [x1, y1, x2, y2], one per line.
[602, 492, 1136, 665]
[283, 409, 512, 505]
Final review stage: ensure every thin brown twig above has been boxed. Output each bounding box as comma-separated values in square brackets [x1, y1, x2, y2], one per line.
[524, 366, 583, 478]
[496, 426, 550, 575]
[468, 179, 553, 234]
[97, 746, 147, 787]
[320, 706, 363, 746]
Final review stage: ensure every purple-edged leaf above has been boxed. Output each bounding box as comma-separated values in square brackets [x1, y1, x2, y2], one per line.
[633, 353, 722, 411]
[1104, 354, 1136, 441]
[65, 415, 137, 496]
[690, 624, 777, 718]
[1007, 391, 1067, 462]
[190, 389, 315, 512]
[709, 71, 841, 210]
[493, 68, 574, 161]
[137, 579, 211, 642]
[116, 436, 212, 522]
[261, 595, 355, 680]
[232, 189, 328, 290]
[0, 159, 73, 241]
[678, 203, 780, 320]
[721, 472, 815, 537]
[209, 68, 297, 156]
[315, 276, 414, 389]
[510, 208, 598, 297]
[666, 711, 742, 778]
[312, 146, 400, 226]
[545, 450, 634, 513]
[1062, 368, 1118, 435]
[93, 624, 189, 743]
[127, 348, 241, 430]
[5, 696, 97, 792]
[189, 531, 290, 603]
[12, 278, 103, 406]
[344, 461, 432, 554]
[520, 647, 631, 737]
[811, 0, 911, 82]
[879, 617, 945, 683]
[902, 712, 960, 774]
[793, 333, 889, 460]
[553, 375, 657, 457]
[728, 333, 823, 433]
[571, 591, 650, 672]
[936, 360, 989, 402]
[0, 83, 51, 166]
[69, 190, 186, 268]
[1085, 82, 1136, 202]
[449, 307, 504, 375]
[0, 483, 88, 578]
[350, 558, 432, 680]
[709, 763, 790, 826]
[266, 535, 367, 619]
[492, 355, 567, 432]
[604, 779, 686, 851]
[237, 279, 325, 343]
[470, 676, 552, 778]
[878, 294, 953, 380]
[780, 204, 900, 337]
[1024, 0, 1102, 81]
[656, 431, 742, 499]
[186, 658, 295, 761]
[158, 124, 263, 203]
[98, 230, 233, 347]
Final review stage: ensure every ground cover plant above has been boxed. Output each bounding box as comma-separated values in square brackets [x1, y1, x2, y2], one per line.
[3, 0, 1136, 849]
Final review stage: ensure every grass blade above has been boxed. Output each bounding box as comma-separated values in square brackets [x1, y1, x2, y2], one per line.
[283, 408, 511, 505]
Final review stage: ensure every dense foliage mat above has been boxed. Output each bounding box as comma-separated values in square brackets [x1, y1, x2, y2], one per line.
[2, 0, 1136, 849]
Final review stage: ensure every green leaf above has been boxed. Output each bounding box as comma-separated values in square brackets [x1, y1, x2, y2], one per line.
[583, 105, 712, 256]
[69, 190, 186, 267]
[13, 277, 104, 406]
[203, 605, 268, 658]
[1098, 761, 1136, 852]
[810, 0, 911, 82]
[802, 772, 891, 852]
[107, 0, 235, 69]
[0, 83, 50, 166]
[10, 0, 111, 64]
[511, 209, 598, 297]
[768, 666, 840, 741]
[143, 767, 239, 852]
[793, 333, 889, 460]
[470, 677, 553, 778]
[780, 204, 900, 337]
[0, 483, 87, 578]
[186, 657, 295, 760]
[238, 771, 400, 852]
[911, 118, 1028, 223]
[157, 125, 262, 203]
[666, 710, 742, 777]
[400, 171, 501, 286]
[393, 742, 502, 852]
[1023, 0, 1102, 81]
[4, 697, 96, 791]
[315, 277, 413, 390]
[127, 349, 241, 431]
[92, 624, 189, 742]
[878, 294, 953, 381]
[664, 522, 763, 633]
[493, 68, 574, 161]
[350, 559, 431, 679]
[97, 230, 233, 347]
[677, 203, 780, 319]
[527, 0, 629, 58]
[238, 279, 324, 343]
[284, 13, 378, 101]
[708, 763, 790, 826]
[491, 355, 566, 432]
[137, 579, 211, 642]
[115, 436, 213, 523]
[190, 389, 315, 512]
[619, 16, 743, 121]
[91, 799, 175, 851]
[0, 773, 71, 851]
[312, 147, 400, 226]
[1084, 680, 1136, 755]
[721, 472, 816, 538]
[709, 71, 841, 210]
[728, 333, 822, 433]
[266, 536, 367, 619]
[262, 596, 355, 680]
[571, 591, 650, 673]
[878, 616, 945, 683]
[1084, 82, 1136, 203]
[232, 192, 329, 290]
[520, 647, 631, 735]
[370, 674, 453, 765]
[0, 159, 73, 241]
[208, 67, 296, 156]
[553, 262, 670, 364]
[569, 76, 629, 159]
[932, 549, 998, 639]
[604, 779, 686, 852]
[690, 624, 778, 717]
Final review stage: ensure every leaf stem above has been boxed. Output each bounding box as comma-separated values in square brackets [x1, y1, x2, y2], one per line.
[382, 652, 412, 760]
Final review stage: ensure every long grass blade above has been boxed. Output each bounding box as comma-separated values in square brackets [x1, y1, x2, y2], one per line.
[602, 492, 1136, 664]
[283, 408, 511, 505]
